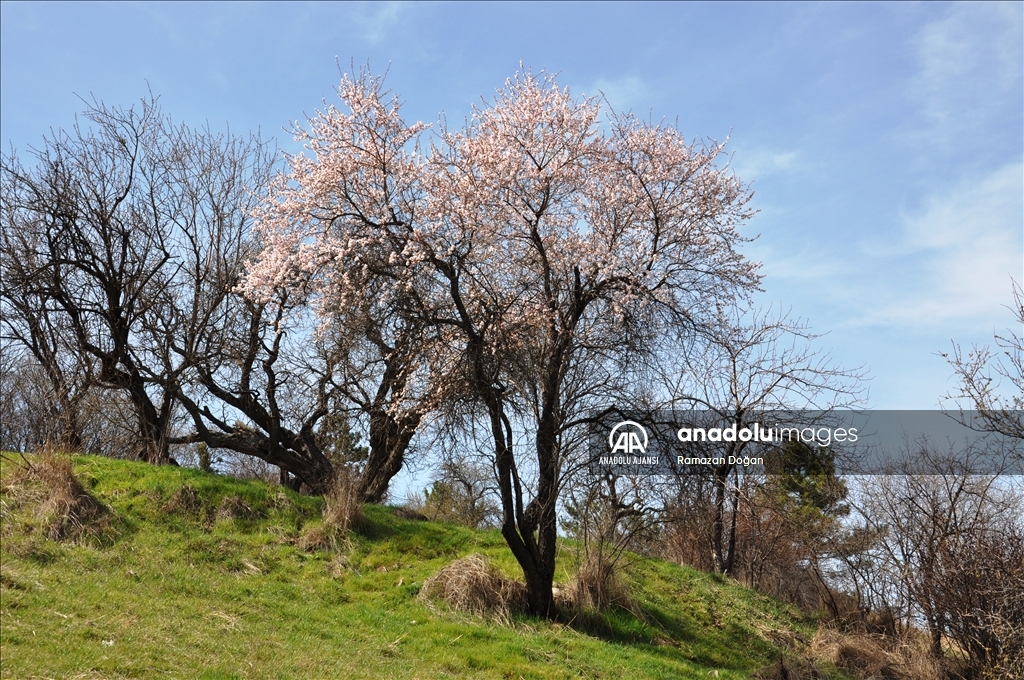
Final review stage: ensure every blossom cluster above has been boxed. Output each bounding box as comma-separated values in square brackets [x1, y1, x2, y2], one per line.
[243, 68, 760, 377]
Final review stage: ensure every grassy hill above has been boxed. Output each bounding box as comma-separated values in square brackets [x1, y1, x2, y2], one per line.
[0, 454, 840, 679]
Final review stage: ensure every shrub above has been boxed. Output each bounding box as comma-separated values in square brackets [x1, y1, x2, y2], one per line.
[570, 553, 631, 611]
[418, 553, 527, 620]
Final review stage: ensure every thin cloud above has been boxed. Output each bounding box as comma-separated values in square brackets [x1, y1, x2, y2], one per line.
[349, 1, 409, 45]
[890, 161, 1022, 323]
[731, 147, 802, 182]
[585, 75, 650, 115]
[751, 161, 1022, 334]
[835, 162, 1022, 331]
[908, 3, 1022, 146]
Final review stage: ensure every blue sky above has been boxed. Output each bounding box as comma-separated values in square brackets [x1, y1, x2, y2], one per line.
[2, 1, 1022, 409]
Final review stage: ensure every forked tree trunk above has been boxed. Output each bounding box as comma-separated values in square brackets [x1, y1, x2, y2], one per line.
[358, 411, 419, 503]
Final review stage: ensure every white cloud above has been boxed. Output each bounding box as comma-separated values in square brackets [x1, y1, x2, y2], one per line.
[909, 3, 1023, 145]
[730, 147, 802, 182]
[584, 75, 649, 114]
[750, 161, 1022, 337]
[893, 162, 1022, 321]
[349, 1, 408, 45]
[850, 161, 1023, 329]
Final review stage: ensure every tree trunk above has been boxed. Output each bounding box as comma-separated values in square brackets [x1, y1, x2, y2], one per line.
[489, 352, 562, 620]
[483, 378, 556, 619]
[712, 463, 730, 573]
[358, 411, 418, 503]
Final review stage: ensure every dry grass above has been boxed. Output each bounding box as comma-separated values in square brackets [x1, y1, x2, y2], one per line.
[215, 495, 261, 521]
[750, 623, 944, 679]
[0, 453, 109, 542]
[298, 471, 365, 553]
[418, 553, 528, 620]
[324, 468, 365, 534]
[809, 626, 942, 680]
[297, 521, 342, 552]
[569, 554, 631, 612]
[161, 484, 204, 515]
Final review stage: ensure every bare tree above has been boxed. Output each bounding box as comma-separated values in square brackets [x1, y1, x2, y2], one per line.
[0, 348, 76, 452]
[851, 444, 1024, 673]
[0, 94, 353, 489]
[0, 228, 95, 452]
[943, 280, 1024, 439]
[0, 98, 180, 461]
[169, 290, 340, 492]
[659, 304, 864, 575]
[1, 96, 274, 465]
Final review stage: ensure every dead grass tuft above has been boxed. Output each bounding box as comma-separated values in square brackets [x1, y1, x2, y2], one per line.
[216, 495, 261, 521]
[298, 521, 343, 552]
[323, 469, 365, 535]
[0, 453, 109, 542]
[569, 554, 631, 611]
[809, 626, 941, 680]
[161, 485, 204, 515]
[751, 655, 829, 680]
[270, 490, 297, 512]
[419, 553, 528, 620]
[297, 472, 366, 553]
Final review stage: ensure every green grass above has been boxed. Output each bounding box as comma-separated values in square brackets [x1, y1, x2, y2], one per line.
[1, 455, 835, 679]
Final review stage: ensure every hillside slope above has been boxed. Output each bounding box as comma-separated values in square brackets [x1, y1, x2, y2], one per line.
[0, 455, 836, 679]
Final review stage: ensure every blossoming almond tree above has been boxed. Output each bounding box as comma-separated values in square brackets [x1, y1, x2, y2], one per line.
[244, 70, 451, 503]
[246, 68, 760, 617]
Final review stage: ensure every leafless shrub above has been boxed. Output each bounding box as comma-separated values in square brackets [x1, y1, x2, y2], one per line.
[983, 643, 1024, 680]
[846, 445, 1024, 675]
[943, 527, 1024, 679]
[563, 473, 653, 612]
[418, 553, 528, 620]
[659, 475, 719, 573]
[943, 280, 1024, 439]
[413, 456, 500, 529]
[571, 552, 631, 611]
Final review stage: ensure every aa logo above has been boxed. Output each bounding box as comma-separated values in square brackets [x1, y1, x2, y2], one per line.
[608, 421, 648, 454]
